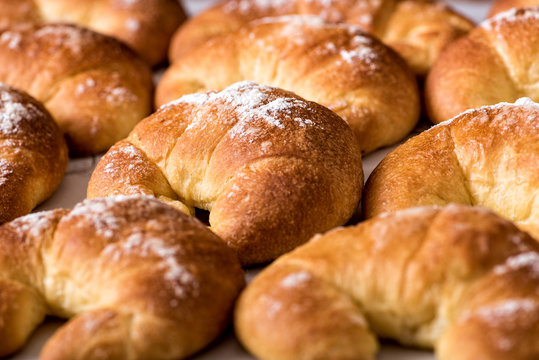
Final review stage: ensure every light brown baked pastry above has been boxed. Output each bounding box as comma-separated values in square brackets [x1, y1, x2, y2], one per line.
[235, 205, 539, 360]
[0, 23, 153, 155]
[157, 17, 420, 154]
[489, 0, 539, 17]
[0, 83, 67, 224]
[425, 7, 539, 124]
[170, 0, 473, 76]
[0, 0, 186, 66]
[0, 196, 245, 359]
[363, 99, 539, 240]
[88, 81, 364, 265]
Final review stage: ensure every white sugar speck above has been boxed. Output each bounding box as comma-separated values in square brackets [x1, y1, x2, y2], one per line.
[125, 18, 141, 32]
[493, 252, 539, 277]
[281, 271, 311, 288]
[0, 31, 22, 49]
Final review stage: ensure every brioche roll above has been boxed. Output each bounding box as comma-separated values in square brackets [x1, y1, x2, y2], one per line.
[425, 7, 539, 124]
[89, 82, 363, 265]
[170, 0, 473, 76]
[0, 84, 67, 224]
[0, 0, 186, 66]
[364, 99, 539, 240]
[158, 17, 420, 154]
[0, 196, 244, 359]
[0, 23, 153, 155]
[236, 205, 539, 360]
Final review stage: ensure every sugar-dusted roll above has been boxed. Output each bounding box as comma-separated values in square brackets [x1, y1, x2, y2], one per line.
[158, 17, 420, 154]
[425, 7, 539, 124]
[170, 0, 473, 76]
[363, 99, 539, 240]
[236, 205, 539, 360]
[488, 0, 539, 17]
[89, 82, 364, 265]
[0, 83, 67, 224]
[0, 23, 153, 155]
[0, 0, 186, 66]
[0, 196, 245, 359]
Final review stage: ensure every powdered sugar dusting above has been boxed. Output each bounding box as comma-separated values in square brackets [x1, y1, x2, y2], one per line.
[251, 14, 327, 27]
[0, 31, 22, 49]
[34, 25, 87, 54]
[339, 35, 380, 70]
[103, 233, 198, 299]
[65, 196, 200, 299]
[223, 0, 291, 14]
[482, 7, 539, 32]
[75, 73, 138, 104]
[468, 299, 538, 350]
[125, 18, 141, 32]
[260, 294, 283, 319]
[118, 0, 140, 6]
[431, 97, 539, 129]
[101, 143, 151, 190]
[65, 196, 165, 238]
[165, 81, 318, 141]
[251, 15, 380, 69]
[474, 299, 537, 322]
[493, 252, 539, 277]
[280, 270, 311, 288]
[0, 158, 14, 187]
[67, 198, 126, 239]
[515, 97, 539, 107]
[76, 78, 96, 95]
[0, 87, 45, 135]
[8, 210, 59, 242]
[103, 86, 138, 104]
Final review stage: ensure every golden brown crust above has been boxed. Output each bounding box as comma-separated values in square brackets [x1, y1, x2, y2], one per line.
[0, 196, 245, 359]
[425, 7, 539, 124]
[90, 81, 364, 265]
[363, 99, 539, 240]
[235, 205, 539, 360]
[0, 23, 153, 155]
[170, 0, 473, 76]
[157, 18, 420, 154]
[0, 84, 68, 224]
[488, 0, 539, 17]
[0, 0, 186, 66]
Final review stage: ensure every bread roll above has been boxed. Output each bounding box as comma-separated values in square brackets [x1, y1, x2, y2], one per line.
[170, 0, 473, 76]
[0, 0, 186, 66]
[235, 205, 539, 360]
[0, 83, 67, 224]
[0, 23, 153, 155]
[0, 196, 245, 359]
[157, 17, 420, 154]
[89, 81, 364, 265]
[363, 99, 539, 240]
[425, 7, 539, 124]
[489, 0, 539, 17]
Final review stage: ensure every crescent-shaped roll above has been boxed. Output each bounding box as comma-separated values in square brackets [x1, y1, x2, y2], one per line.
[363, 99, 539, 240]
[0, 196, 245, 359]
[169, 0, 474, 76]
[488, 0, 539, 17]
[0, 83, 67, 224]
[0, 23, 153, 155]
[425, 7, 539, 124]
[157, 17, 420, 154]
[235, 205, 539, 360]
[0, 0, 186, 66]
[88, 81, 364, 265]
